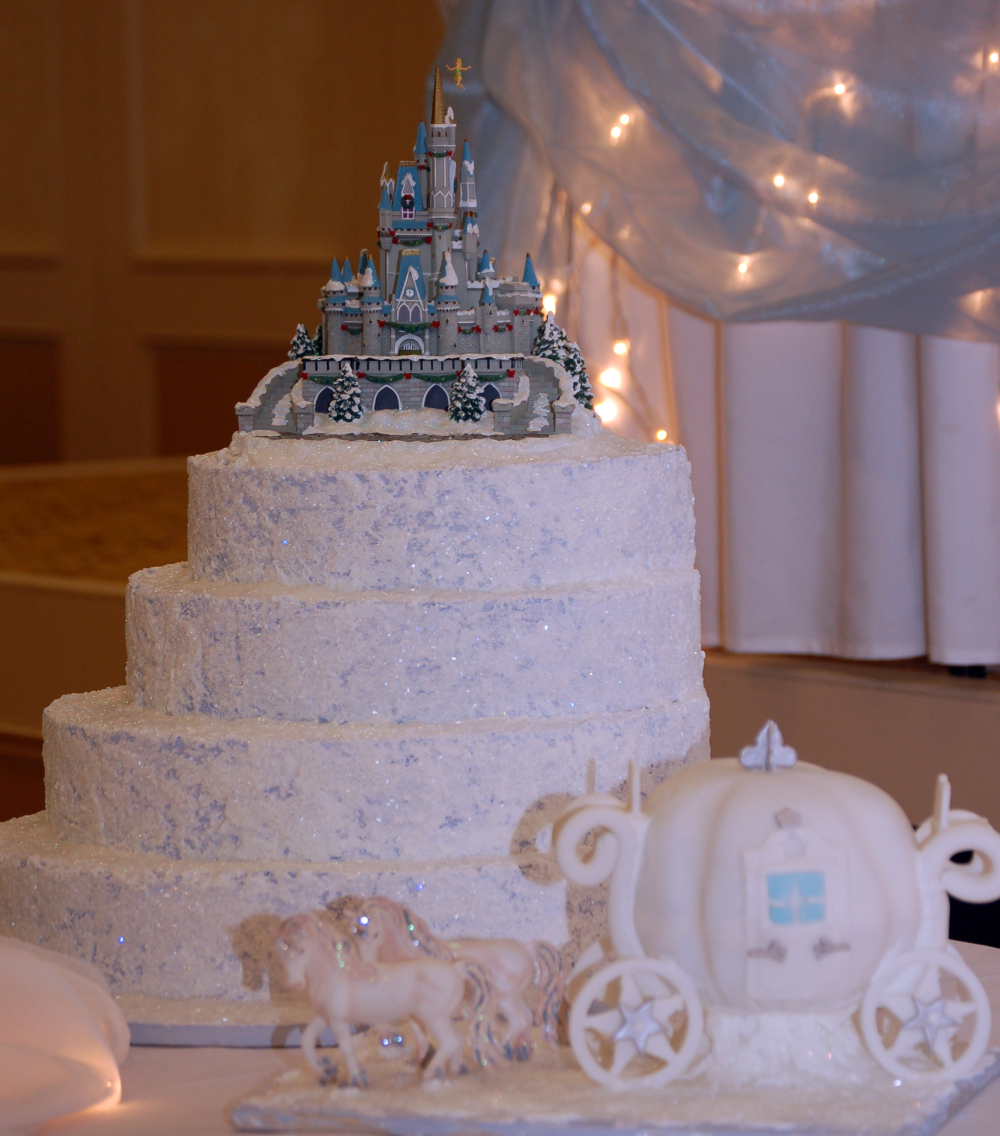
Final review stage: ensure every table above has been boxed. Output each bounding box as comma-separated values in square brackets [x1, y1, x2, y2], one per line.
[40, 942, 1000, 1136]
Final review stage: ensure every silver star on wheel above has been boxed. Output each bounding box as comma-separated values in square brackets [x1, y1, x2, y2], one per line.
[902, 995, 960, 1050]
[612, 998, 667, 1054]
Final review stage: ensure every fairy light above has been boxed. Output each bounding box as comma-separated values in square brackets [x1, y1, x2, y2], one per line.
[594, 399, 618, 422]
[808, 190, 819, 204]
[542, 293, 557, 314]
[612, 339, 628, 356]
[610, 125, 622, 139]
[991, 51, 999, 64]
[773, 173, 785, 187]
[580, 202, 592, 215]
[655, 429, 668, 441]
[834, 83, 846, 95]
[738, 260, 748, 274]
[620, 113, 630, 124]
[599, 367, 622, 389]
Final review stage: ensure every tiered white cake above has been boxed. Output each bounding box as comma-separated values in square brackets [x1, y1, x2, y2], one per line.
[0, 429, 708, 1003]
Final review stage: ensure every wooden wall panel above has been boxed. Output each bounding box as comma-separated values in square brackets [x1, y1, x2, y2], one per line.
[135, 0, 445, 268]
[154, 342, 288, 456]
[0, 338, 61, 464]
[0, 1, 61, 260]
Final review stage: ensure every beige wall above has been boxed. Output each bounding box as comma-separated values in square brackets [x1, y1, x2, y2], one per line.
[0, 0, 444, 462]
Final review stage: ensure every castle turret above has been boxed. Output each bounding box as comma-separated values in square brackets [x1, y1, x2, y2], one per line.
[414, 121, 429, 204]
[360, 260, 382, 354]
[427, 66, 457, 289]
[320, 258, 347, 354]
[435, 248, 460, 354]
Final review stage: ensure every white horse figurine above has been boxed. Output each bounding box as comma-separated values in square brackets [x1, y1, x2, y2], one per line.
[279, 912, 496, 1086]
[351, 896, 565, 1052]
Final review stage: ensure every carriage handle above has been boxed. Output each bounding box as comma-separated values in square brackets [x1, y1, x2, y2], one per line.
[555, 764, 648, 960]
[912, 775, 1000, 948]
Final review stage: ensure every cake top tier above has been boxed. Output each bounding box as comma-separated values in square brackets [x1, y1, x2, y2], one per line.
[187, 431, 696, 592]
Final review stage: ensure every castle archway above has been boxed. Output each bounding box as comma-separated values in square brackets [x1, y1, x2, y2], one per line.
[395, 334, 424, 355]
[373, 386, 401, 411]
[423, 384, 450, 411]
[314, 387, 334, 415]
[482, 383, 501, 410]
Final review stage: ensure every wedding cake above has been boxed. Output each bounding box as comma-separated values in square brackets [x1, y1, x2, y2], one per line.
[0, 427, 708, 1003]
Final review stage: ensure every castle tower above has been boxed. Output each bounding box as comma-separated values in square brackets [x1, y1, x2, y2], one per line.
[319, 258, 347, 353]
[391, 248, 428, 354]
[435, 248, 460, 354]
[360, 259, 383, 355]
[427, 66, 457, 289]
[414, 122, 429, 204]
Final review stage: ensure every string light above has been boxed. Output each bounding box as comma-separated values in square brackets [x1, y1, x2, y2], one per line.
[611, 125, 622, 139]
[738, 260, 748, 274]
[580, 202, 592, 215]
[773, 173, 785, 187]
[599, 367, 622, 389]
[991, 51, 999, 64]
[834, 83, 846, 95]
[613, 339, 628, 356]
[808, 190, 819, 204]
[542, 293, 557, 314]
[594, 399, 618, 422]
[655, 429, 668, 441]
[619, 113, 630, 124]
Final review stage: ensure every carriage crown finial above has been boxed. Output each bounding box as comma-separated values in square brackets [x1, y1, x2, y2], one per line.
[740, 720, 797, 772]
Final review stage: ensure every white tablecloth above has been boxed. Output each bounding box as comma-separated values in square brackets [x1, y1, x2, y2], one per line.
[35, 942, 1000, 1136]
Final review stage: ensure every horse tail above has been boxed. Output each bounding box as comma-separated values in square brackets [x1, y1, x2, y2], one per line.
[462, 961, 504, 1068]
[530, 940, 567, 1045]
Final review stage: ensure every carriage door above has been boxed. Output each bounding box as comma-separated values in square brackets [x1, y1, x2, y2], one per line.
[743, 817, 851, 1006]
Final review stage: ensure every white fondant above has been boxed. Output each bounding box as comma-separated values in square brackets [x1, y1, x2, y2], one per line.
[125, 565, 702, 723]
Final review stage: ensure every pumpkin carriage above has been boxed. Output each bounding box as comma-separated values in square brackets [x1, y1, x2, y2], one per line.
[556, 722, 1000, 1087]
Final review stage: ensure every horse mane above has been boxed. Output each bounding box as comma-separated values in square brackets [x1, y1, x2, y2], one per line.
[362, 896, 451, 959]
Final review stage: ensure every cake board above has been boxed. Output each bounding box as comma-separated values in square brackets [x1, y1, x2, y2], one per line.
[230, 1032, 1000, 1136]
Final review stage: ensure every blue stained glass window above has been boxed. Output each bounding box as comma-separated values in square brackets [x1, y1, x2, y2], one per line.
[767, 870, 825, 925]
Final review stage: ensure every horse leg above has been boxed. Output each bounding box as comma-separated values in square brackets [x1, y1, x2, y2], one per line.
[302, 1016, 338, 1084]
[328, 1019, 367, 1088]
[498, 993, 533, 1055]
[407, 1017, 431, 1067]
[421, 1015, 465, 1079]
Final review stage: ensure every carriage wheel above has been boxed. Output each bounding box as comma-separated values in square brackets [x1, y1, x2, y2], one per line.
[860, 949, 991, 1081]
[569, 957, 703, 1087]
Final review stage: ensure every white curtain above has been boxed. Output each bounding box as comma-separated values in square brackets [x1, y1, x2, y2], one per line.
[566, 224, 1000, 666]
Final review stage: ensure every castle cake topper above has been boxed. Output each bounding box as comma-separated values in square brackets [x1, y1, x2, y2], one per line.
[236, 67, 594, 438]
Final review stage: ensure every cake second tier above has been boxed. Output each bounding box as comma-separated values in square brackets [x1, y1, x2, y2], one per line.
[126, 564, 703, 722]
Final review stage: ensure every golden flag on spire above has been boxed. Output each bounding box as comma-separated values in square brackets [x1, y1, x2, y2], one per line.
[432, 65, 445, 125]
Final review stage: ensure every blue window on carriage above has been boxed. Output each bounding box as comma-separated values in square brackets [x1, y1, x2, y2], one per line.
[373, 386, 401, 411]
[314, 387, 334, 415]
[482, 383, 501, 410]
[767, 871, 825, 925]
[423, 384, 449, 410]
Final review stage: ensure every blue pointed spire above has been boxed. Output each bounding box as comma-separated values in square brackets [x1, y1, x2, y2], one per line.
[522, 253, 540, 289]
[414, 121, 428, 158]
[329, 259, 344, 285]
[370, 261, 381, 290]
[461, 139, 473, 167]
[481, 277, 495, 305]
[358, 249, 369, 275]
[477, 249, 494, 278]
[342, 258, 353, 282]
[380, 183, 391, 208]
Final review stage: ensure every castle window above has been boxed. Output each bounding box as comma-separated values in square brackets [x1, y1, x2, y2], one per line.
[423, 384, 450, 411]
[401, 193, 415, 220]
[314, 387, 334, 415]
[482, 383, 501, 411]
[373, 386, 401, 411]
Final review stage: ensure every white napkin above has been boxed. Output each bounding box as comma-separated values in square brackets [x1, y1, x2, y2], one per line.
[0, 938, 129, 1136]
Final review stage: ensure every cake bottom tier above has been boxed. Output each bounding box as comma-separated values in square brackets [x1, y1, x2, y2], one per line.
[0, 814, 591, 1001]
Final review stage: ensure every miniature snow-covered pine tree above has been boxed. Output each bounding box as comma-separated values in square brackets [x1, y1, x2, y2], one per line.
[527, 393, 551, 433]
[531, 313, 595, 410]
[312, 324, 324, 355]
[288, 323, 315, 360]
[449, 361, 486, 422]
[328, 361, 364, 422]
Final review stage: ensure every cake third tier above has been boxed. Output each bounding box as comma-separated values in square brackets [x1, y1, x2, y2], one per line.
[0, 429, 710, 1003]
